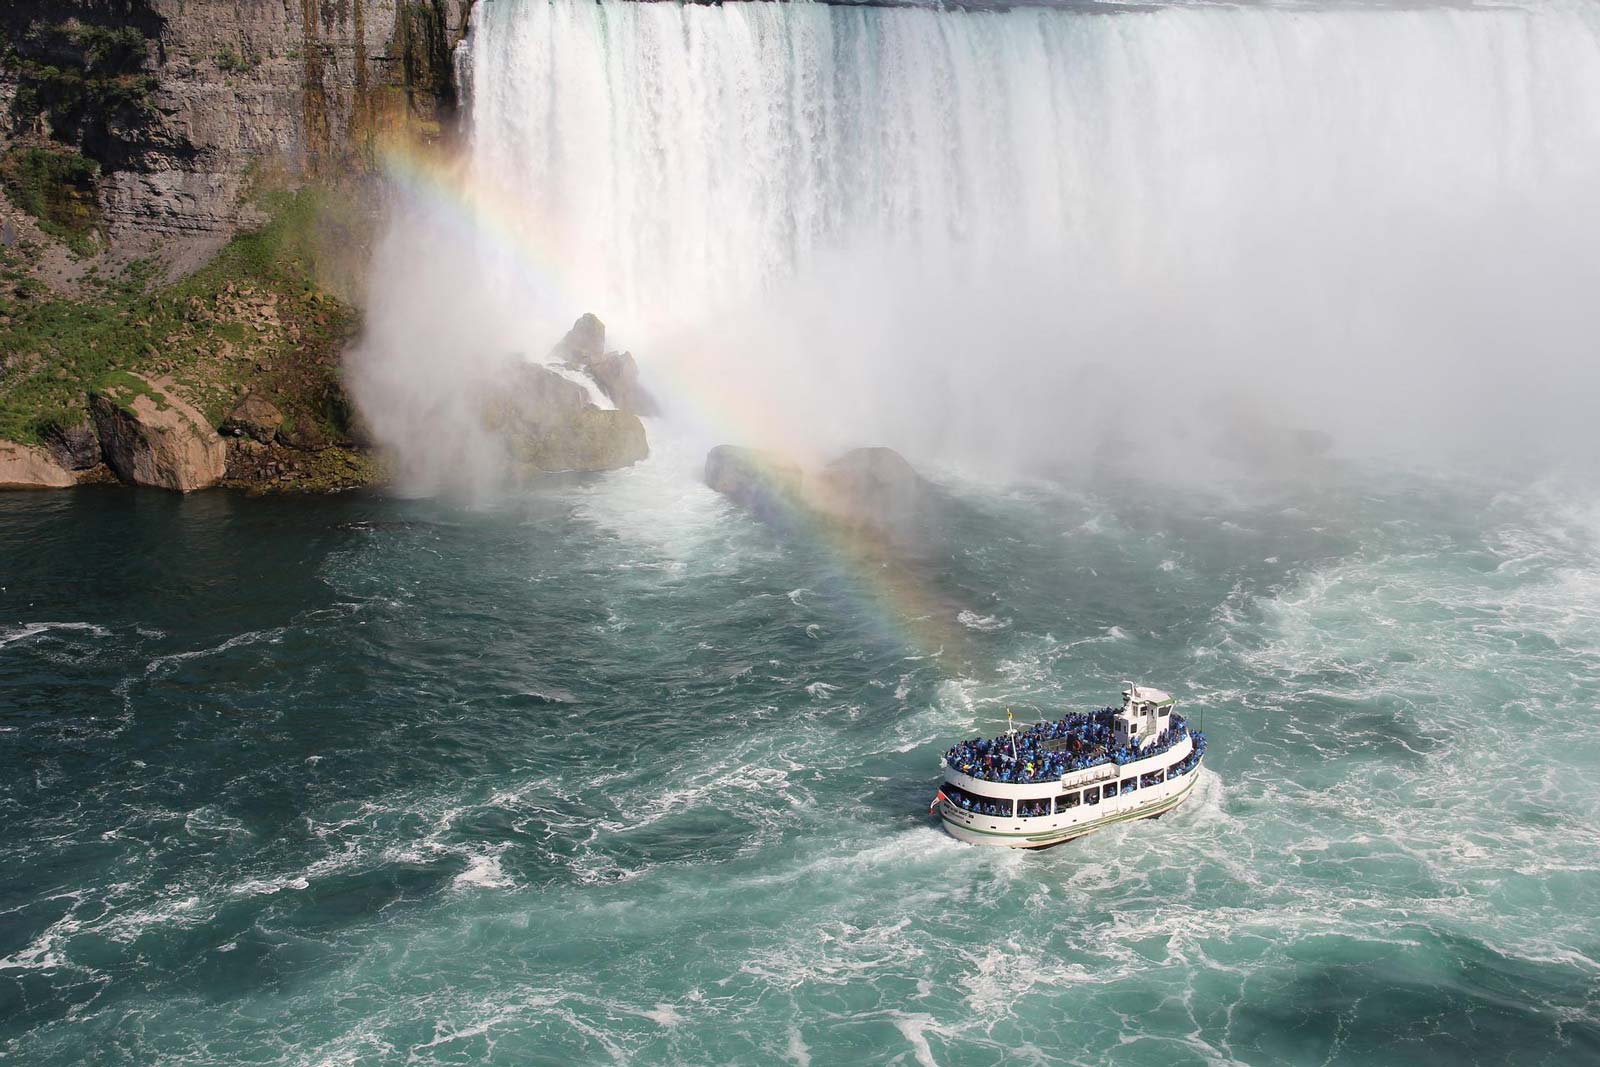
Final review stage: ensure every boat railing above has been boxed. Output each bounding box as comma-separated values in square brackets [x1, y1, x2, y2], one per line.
[944, 712, 1192, 787]
[942, 736, 1206, 821]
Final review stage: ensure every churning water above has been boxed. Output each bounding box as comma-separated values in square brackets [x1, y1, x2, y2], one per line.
[8, 0, 1600, 1063]
[4, 456, 1600, 1064]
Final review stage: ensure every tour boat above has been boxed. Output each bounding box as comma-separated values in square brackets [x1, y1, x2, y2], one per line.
[931, 683, 1206, 848]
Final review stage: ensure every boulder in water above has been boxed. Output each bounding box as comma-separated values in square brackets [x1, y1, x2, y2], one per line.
[549, 312, 606, 365]
[486, 361, 648, 474]
[551, 313, 661, 416]
[0, 442, 76, 489]
[585, 349, 659, 416]
[814, 446, 937, 547]
[704, 444, 938, 548]
[40, 418, 102, 470]
[704, 446, 804, 523]
[89, 374, 227, 492]
[509, 408, 649, 474]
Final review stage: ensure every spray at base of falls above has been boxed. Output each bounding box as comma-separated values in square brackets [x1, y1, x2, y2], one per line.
[353, 0, 1600, 494]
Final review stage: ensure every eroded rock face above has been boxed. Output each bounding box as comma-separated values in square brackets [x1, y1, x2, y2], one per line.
[220, 393, 284, 443]
[0, 0, 474, 246]
[704, 446, 804, 524]
[0, 442, 76, 489]
[485, 362, 648, 475]
[551, 313, 661, 416]
[89, 374, 227, 491]
[550, 313, 606, 365]
[585, 349, 659, 417]
[41, 419, 102, 470]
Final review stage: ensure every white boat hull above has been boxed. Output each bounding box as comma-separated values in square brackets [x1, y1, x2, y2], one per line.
[938, 757, 1202, 849]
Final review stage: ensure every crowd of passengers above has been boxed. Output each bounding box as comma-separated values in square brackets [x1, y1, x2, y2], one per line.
[942, 708, 1189, 785]
[1166, 731, 1206, 779]
[943, 731, 1208, 820]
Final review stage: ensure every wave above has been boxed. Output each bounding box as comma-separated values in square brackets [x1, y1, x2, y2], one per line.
[0, 621, 111, 650]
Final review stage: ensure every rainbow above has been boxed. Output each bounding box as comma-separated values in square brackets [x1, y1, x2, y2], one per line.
[375, 135, 985, 671]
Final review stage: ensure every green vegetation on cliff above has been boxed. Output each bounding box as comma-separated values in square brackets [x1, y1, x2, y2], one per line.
[5, 20, 157, 137]
[0, 146, 102, 255]
[0, 189, 363, 450]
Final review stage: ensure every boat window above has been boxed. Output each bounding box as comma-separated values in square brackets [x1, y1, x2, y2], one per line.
[942, 782, 1010, 815]
[1121, 779, 1137, 794]
[1084, 786, 1100, 805]
[1055, 791, 1080, 811]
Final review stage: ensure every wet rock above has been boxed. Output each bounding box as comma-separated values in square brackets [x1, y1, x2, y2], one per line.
[485, 361, 649, 474]
[508, 409, 649, 474]
[551, 313, 661, 416]
[220, 392, 284, 443]
[0, 442, 76, 489]
[89, 374, 226, 492]
[40, 419, 102, 470]
[509, 361, 592, 421]
[585, 349, 660, 417]
[706, 444, 942, 552]
[704, 446, 804, 524]
[814, 447, 936, 546]
[549, 313, 607, 365]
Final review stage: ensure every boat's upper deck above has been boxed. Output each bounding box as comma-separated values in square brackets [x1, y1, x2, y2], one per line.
[943, 707, 1192, 786]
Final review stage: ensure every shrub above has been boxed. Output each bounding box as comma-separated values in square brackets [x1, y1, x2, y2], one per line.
[0, 147, 103, 257]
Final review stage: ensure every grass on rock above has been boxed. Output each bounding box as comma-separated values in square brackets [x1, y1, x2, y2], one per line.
[0, 188, 364, 448]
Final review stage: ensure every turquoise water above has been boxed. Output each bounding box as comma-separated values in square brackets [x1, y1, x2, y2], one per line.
[4, 448, 1598, 1064]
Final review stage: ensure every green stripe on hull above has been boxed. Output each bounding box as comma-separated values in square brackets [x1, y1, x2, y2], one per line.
[940, 775, 1199, 847]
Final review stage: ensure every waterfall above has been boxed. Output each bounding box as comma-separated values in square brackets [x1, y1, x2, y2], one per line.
[469, 1, 1600, 321]
[356, 0, 1600, 487]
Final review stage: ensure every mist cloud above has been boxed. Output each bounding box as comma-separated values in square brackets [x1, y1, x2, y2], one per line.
[351, 0, 1600, 494]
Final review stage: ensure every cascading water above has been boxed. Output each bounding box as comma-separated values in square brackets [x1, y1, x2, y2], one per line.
[14, 8, 1600, 1066]
[468, 0, 1599, 321]
[415, 0, 1600, 472]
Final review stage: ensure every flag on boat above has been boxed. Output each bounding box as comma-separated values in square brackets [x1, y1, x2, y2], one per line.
[928, 790, 949, 815]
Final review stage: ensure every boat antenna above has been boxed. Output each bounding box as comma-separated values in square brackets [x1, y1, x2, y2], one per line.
[1007, 706, 1017, 761]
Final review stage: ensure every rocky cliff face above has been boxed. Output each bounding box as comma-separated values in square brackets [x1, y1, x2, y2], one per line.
[1, 0, 473, 250]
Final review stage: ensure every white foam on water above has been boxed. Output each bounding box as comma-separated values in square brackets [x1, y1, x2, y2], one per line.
[955, 610, 1011, 633]
[0, 621, 111, 649]
[454, 853, 513, 890]
[637, 1002, 683, 1028]
[0, 892, 88, 974]
[142, 627, 286, 677]
[888, 1012, 949, 1067]
[784, 1026, 811, 1067]
[563, 425, 761, 571]
[542, 361, 614, 410]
